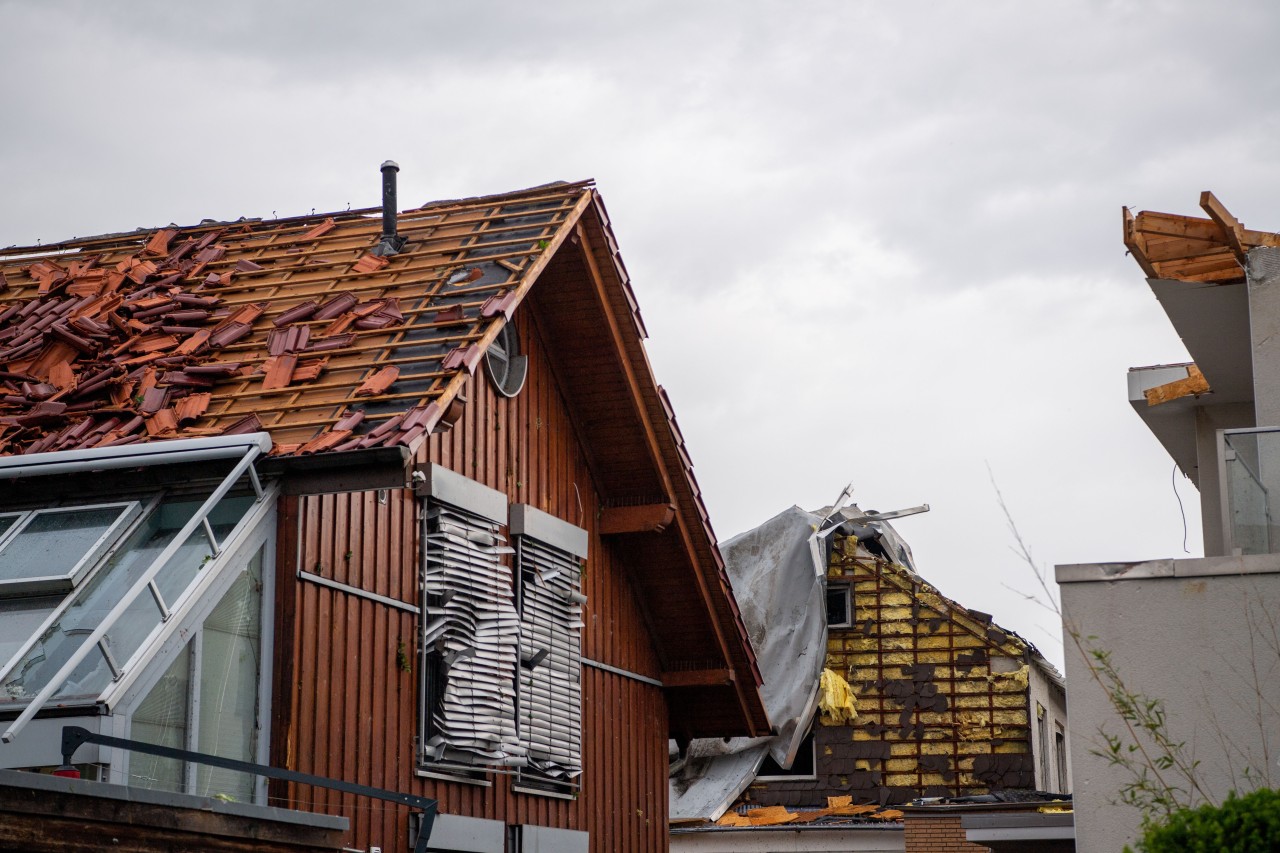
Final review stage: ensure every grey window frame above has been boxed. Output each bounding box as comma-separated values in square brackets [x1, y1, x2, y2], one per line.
[510, 503, 587, 796]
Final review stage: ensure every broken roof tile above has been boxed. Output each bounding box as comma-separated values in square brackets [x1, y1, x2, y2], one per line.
[145, 408, 178, 436]
[272, 300, 319, 327]
[260, 354, 298, 390]
[333, 410, 365, 431]
[139, 387, 170, 414]
[297, 218, 336, 242]
[0, 181, 591, 455]
[351, 253, 388, 274]
[292, 357, 327, 383]
[354, 365, 399, 397]
[313, 292, 358, 322]
[222, 413, 264, 435]
[144, 229, 177, 257]
[298, 429, 351, 455]
[174, 392, 211, 424]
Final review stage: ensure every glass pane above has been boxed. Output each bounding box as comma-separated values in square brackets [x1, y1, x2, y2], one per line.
[0, 506, 125, 583]
[130, 645, 190, 792]
[0, 492, 251, 707]
[0, 514, 19, 540]
[195, 549, 263, 803]
[0, 595, 59, 674]
[1224, 431, 1280, 554]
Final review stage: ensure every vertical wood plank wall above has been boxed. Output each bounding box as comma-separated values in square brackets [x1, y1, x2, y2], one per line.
[275, 305, 670, 852]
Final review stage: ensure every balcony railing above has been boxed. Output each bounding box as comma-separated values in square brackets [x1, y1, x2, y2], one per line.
[1220, 427, 1280, 555]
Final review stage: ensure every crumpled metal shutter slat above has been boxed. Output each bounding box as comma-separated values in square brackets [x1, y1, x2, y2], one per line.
[422, 504, 525, 767]
[517, 537, 584, 783]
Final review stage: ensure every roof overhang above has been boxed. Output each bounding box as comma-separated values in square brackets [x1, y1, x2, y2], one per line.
[961, 811, 1075, 852]
[1148, 277, 1252, 401]
[1128, 363, 1203, 482]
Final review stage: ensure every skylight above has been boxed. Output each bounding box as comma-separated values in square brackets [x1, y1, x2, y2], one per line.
[0, 503, 139, 597]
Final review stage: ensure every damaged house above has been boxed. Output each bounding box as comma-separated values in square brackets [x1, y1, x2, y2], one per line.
[672, 504, 1068, 852]
[1056, 193, 1280, 851]
[0, 170, 768, 853]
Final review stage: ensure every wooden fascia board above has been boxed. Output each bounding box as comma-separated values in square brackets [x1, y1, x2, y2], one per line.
[1123, 207, 1159, 279]
[573, 220, 750, 707]
[571, 222, 671, 495]
[406, 189, 596, 458]
[576, 215, 768, 735]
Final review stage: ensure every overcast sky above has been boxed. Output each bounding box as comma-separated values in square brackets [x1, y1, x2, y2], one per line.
[5, 1, 1279, 669]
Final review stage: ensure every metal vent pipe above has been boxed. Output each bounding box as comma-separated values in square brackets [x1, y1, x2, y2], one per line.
[377, 160, 405, 255]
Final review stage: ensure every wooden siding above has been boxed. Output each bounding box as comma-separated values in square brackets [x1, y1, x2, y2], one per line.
[273, 295, 670, 851]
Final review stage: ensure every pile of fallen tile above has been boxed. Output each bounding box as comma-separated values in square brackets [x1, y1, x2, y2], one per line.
[0, 225, 417, 456]
[715, 797, 905, 826]
[0, 227, 262, 454]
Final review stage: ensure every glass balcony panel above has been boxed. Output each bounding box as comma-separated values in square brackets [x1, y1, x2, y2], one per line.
[1223, 429, 1280, 555]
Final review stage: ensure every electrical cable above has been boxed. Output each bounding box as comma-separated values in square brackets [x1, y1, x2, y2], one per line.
[1172, 462, 1190, 554]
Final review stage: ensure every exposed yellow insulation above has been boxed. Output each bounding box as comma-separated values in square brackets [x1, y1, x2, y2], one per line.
[818, 668, 858, 725]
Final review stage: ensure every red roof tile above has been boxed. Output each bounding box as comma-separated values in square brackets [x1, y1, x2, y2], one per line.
[0, 181, 590, 457]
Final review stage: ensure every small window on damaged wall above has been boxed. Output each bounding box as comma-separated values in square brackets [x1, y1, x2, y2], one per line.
[826, 584, 851, 627]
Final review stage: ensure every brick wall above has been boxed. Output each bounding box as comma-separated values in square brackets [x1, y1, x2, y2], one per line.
[903, 813, 991, 853]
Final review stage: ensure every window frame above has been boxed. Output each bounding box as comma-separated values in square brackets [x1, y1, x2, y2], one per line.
[0, 434, 274, 760]
[111, 506, 277, 804]
[826, 582, 852, 628]
[0, 501, 142, 597]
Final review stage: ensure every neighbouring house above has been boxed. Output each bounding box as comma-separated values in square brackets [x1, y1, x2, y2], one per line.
[0, 169, 769, 852]
[671, 504, 1069, 853]
[1056, 193, 1280, 851]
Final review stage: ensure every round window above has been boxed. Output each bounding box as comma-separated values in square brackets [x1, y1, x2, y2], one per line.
[485, 323, 528, 398]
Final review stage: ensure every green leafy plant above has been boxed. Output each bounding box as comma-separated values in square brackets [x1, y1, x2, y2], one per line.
[1130, 788, 1280, 853]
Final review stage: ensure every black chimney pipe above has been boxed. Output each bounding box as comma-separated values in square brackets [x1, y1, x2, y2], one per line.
[375, 160, 405, 256]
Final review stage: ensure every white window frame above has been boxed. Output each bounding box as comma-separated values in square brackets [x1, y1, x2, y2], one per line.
[110, 509, 277, 804]
[0, 501, 142, 596]
[0, 433, 274, 761]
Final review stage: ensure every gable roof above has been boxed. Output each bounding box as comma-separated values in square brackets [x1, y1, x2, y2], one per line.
[0, 179, 768, 738]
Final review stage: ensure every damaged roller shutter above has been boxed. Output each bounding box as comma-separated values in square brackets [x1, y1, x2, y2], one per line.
[511, 505, 588, 789]
[416, 465, 524, 770]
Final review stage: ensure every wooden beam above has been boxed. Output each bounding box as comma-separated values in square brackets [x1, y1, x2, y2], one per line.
[1200, 190, 1247, 264]
[1123, 207, 1159, 278]
[662, 668, 735, 688]
[1134, 210, 1226, 242]
[1145, 364, 1211, 407]
[1140, 235, 1230, 263]
[600, 503, 676, 534]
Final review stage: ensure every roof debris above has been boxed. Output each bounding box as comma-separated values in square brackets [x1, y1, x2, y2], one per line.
[0, 181, 594, 456]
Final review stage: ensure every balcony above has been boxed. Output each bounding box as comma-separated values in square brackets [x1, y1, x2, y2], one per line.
[1220, 427, 1280, 555]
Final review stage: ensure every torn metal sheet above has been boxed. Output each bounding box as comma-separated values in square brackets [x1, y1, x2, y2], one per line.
[670, 505, 828, 822]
